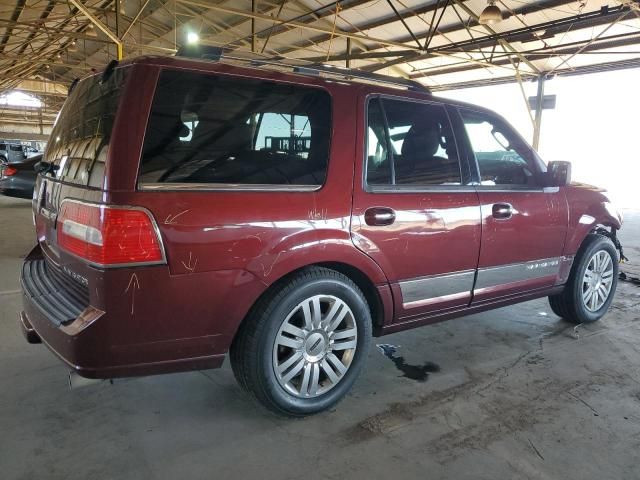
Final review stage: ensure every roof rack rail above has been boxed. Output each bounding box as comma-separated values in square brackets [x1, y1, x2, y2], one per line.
[175, 45, 431, 94]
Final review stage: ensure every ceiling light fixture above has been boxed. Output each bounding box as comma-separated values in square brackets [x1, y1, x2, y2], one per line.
[69, 40, 78, 52]
[479, 0, 503, 25]
[186, 31, 200, 44]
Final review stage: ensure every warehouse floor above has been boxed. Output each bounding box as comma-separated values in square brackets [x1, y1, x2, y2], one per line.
[1, 195, 639, 480]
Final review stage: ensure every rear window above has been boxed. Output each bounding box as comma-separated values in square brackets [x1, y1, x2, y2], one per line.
[139, 70, 332, 188]
[44, 67, 128, 187]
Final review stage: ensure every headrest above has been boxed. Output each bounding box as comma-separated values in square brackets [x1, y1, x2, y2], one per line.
[401, 119, 441, 160]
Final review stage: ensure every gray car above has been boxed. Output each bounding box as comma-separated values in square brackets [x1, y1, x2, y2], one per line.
[0, 143, 39, 164]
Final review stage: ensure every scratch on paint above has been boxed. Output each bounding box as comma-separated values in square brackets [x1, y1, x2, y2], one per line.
[164, 209, 190, 225]
[261, 252, 282, 277]
[124, 273, 140, 315]
[308, 208, 328, 221]
[181, 252, 198, 273]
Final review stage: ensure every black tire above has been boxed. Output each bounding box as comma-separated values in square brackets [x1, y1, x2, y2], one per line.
[549, 233, 618, 324]
[230, 266, 372, 416]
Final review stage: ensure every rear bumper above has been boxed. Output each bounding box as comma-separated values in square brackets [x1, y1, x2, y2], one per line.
[19, 245, 263, 379]
[0, 177, 34, 199]
[19, 311, 41, 344]
[21, 293, 226, 379]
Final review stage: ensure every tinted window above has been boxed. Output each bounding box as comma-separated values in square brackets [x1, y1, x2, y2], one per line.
[45, 67, 128, 187]
[10, 145, 22, 152]
[460, 109, 541, 187]
[139, 70, 331, 187]
[366, 98, 461, 186]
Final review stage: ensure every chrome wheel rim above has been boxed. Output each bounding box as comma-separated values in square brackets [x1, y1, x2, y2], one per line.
[273, 295, 357, 398]
[582, 249, 614, 312]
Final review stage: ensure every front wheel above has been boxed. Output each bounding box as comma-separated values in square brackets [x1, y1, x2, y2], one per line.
[549, 234, 618, 324]
[230, 267, 372, 416]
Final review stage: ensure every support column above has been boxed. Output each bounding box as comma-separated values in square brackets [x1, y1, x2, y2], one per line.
[532, 74, 545, 151]
[251, 0, 257, 52]
[346, 37, 351, 68]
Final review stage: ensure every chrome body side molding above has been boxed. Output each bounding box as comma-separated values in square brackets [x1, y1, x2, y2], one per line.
[399, 269, 475, 309]
[398, 257, 570, 308]
[475, 257, 562, 290]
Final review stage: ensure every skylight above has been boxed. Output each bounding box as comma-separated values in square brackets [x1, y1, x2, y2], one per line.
[0, 90, 43, 108]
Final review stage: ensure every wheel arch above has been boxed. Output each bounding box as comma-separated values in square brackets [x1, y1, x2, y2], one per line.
[230, 260, 392, 349]
[565, 207, 622, 257]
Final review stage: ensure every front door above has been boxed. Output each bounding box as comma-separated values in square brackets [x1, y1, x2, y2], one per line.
[351, 95, 482, 322]
[456, 107, 568, 303]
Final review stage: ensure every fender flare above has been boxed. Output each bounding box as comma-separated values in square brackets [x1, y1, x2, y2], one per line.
[565, 201, 622, 255]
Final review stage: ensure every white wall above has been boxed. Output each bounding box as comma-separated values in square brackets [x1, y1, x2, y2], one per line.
[439, 68, 640, 208]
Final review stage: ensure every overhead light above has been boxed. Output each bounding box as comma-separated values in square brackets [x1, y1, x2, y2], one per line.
[69, 40, 78, 52]
[479, 0, 503, 25]
[55, 52, 62, 60]
[119, 0, 126, 16]
[186, 31, 200, 44]
[86, 24, 97, 38]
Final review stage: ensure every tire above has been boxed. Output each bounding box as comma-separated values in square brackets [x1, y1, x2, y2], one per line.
[549, 233, 618, 324]
[230, 266, 372, 416]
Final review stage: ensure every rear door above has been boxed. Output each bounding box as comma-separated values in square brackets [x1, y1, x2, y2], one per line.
[9, 144, 25, 162]
[351, 95, 481, 322]
[455, 107, 568, 302]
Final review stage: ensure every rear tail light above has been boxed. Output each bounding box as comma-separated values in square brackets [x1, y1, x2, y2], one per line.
[2, 166, 17, 177]
[57, 200, 165, 267]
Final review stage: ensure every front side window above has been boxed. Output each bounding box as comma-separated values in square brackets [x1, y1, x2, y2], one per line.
[366, 97, 461, 187]
[460, 109, 542, 187]
[139, 70, 331, 187]
[10, 145, 23, 152]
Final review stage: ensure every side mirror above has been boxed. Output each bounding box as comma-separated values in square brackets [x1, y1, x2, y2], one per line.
[545, 161, 571, 187]
[34, 161, 59, 175]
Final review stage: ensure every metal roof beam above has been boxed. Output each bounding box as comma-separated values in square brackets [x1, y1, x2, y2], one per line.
[176, 0, 424, 52]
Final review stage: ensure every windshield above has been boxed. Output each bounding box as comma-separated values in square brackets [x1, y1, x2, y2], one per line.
[43, 67, 129, 187]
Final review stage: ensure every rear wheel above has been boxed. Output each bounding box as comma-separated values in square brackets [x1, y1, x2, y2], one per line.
[230, 267, 372, 416]
[549, 234, 618, 323]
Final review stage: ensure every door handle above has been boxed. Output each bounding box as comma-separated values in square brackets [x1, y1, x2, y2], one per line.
[492, 203, 513, 220]
[365, 207, 396, 226]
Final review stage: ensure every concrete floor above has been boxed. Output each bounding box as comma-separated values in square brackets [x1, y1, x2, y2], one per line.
[1, 194, 639, 480]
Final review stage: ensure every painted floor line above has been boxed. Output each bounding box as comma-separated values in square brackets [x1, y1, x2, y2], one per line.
[0, 289, 21, 296]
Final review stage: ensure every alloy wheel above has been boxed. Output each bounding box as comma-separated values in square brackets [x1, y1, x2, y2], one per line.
[272, 295, 358, 398]
[582, 249, 615, 312]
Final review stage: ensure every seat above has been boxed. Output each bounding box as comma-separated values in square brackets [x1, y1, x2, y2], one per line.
[399, 119, 460, 185]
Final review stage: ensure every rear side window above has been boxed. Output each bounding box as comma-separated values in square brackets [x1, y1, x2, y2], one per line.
[45, 67, 128, 187]
[139, 70, 332, 187]
[366, 97, 461, 187]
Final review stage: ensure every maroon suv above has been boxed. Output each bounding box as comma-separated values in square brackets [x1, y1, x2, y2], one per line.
[20, 52, 624, 415]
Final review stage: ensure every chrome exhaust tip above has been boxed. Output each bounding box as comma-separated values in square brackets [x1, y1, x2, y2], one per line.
[68, 371, 107, 390]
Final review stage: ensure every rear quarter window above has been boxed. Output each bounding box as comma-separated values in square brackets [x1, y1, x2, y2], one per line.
[139, 70, 332, 188]
[44, 67, 128, 187]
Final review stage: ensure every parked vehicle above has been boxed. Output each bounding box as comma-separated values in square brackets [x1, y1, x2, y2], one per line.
[20, 53, 624, 416]
[0, 142, 38, 163]
[0, 154, 40, 199]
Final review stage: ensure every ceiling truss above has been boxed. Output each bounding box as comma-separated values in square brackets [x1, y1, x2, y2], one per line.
[0, 0, 639, 133]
